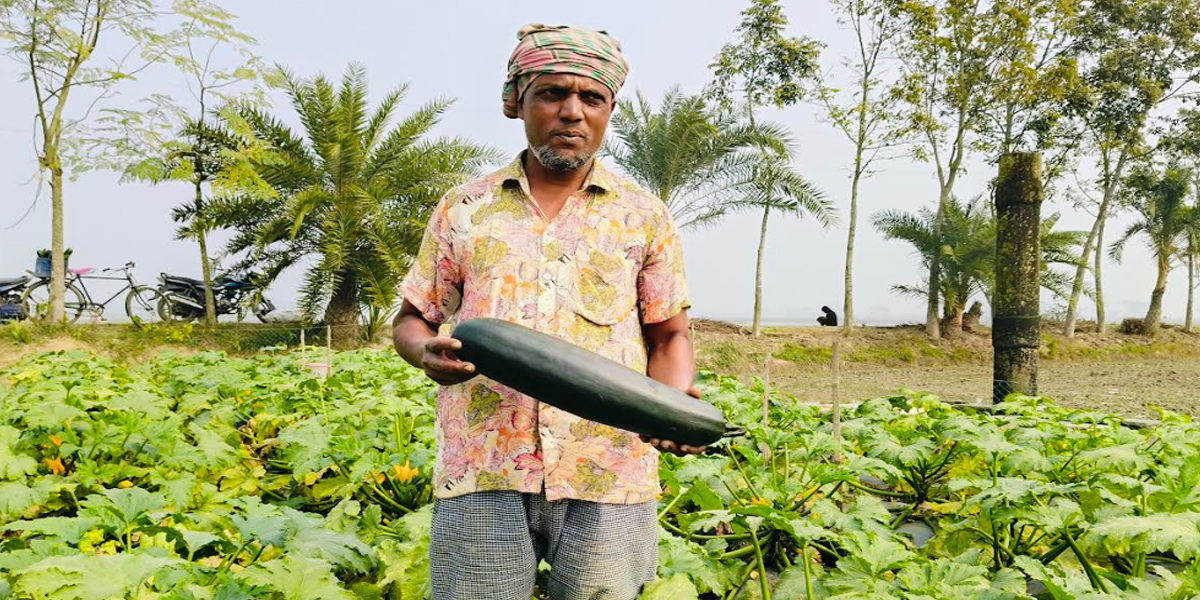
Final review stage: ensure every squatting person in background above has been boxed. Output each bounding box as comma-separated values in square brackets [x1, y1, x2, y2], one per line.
[392, 23, 705, 600]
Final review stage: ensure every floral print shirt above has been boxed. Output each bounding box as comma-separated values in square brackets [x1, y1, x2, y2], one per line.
[400, 153, 691, 504]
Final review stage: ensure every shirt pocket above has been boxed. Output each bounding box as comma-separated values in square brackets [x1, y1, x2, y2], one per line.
[570, 225, 639, 326]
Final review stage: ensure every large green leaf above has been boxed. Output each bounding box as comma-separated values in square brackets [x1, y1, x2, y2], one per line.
[1083, 512, 1200, 561]
[640, 574, 699, 600]
[0, 426, 37, 480]
[235, 556, 354, 600]
[13, 554, 182, 600]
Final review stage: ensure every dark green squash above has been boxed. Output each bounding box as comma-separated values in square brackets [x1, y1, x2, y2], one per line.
[451, 318, 742, 447]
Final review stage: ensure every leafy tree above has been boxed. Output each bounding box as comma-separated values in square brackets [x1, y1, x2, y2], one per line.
[604, 87, 795, 229]
[0, 0, 216, 322]
[1060, 0, 1200, 337]
[1110, 163, 1194, 335]
[818, 0, 907, 335]
[209, 64, 498, 346]
[96, 3, 268, 324]
[978, 0, 1083, 162]
[708, 0, 823, 336]
[1163, 108, 1200, 333]
[891, 0, 1019, 339]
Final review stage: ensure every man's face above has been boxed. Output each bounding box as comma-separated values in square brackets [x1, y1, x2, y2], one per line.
[518, 73, 614, 172]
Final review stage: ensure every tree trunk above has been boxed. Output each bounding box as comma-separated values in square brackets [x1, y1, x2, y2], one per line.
[941, 301, 965, 338]
[50, 165, 66, 323]
[327, 270, 361, 348]
[194, 180, 217, 325]
[1185, 252, 1195, 334]
[1065, 150, 1126, 338]
[1143, 252, 1170, 336]
[993, 153, 1043, 402]
[1094, 217, 1106, 337]
[843, 153, 863, 336]
[751, 206, 770, 337]
[197, 228, 217, 326]
[925, 199, 944, 340]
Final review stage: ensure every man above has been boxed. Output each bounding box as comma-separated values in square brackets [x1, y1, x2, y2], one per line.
[392, 23, 703, 600]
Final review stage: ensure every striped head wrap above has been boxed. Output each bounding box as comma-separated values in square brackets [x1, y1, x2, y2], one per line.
[502, 23, 629, 119]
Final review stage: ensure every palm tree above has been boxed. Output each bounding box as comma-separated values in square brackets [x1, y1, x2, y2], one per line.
[875, 197, 1086, 336]
[604, 88, 832, 336]
[604, 87, 792, 229]
[875, 197, 991, 337]
[1110, 164, 1193, 336]
[746, 154, 834, 335]
[210, 64, 498, 346]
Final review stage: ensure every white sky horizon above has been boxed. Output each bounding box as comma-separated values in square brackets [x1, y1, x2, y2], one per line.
[1, 0, 1191, 327]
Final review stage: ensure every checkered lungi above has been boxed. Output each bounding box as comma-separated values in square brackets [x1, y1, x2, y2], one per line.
[429, 491, 658, 600]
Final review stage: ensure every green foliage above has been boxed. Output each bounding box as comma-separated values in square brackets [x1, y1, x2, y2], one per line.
[208, 63, 500, 331]
[874, 196, 1086, 322]
[605, 88, 800, 229]
[1, 345, 1199, 598]
[707, 0, 823, 112]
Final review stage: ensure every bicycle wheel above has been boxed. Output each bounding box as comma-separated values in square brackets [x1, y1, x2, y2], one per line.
[124, 286, 166, 328]
[21, 280, 86, 323]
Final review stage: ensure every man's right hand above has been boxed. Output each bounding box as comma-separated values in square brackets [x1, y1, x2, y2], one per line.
[420, 336, 477, 386]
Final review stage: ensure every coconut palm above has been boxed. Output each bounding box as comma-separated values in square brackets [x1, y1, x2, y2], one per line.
[1110, 163, 1194, 336]
[123, 117, 242, 325]
[209, 63, 498, 346]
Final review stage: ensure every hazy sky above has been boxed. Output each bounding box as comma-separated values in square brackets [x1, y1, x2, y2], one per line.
[0, 0, 1187, 326]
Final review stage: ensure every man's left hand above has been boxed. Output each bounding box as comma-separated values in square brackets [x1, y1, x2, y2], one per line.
[640, 386, 708, 456]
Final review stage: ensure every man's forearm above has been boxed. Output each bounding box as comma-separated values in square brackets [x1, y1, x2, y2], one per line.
[393, 309, 437, 368]
[645, 329, 696, 392]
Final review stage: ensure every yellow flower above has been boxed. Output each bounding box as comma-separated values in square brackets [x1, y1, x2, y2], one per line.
[393, 461, 420, 484]
[749, 497, 771, 507]
[49, 435, 63, 447]
[118, 480, 134, 489]
[44, 457, 65, 475]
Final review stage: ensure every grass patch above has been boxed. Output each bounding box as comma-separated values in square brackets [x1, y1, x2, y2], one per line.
[773, 343, 832, 364]
[848, 345, 918, 363]
[704, 341, 747, 372]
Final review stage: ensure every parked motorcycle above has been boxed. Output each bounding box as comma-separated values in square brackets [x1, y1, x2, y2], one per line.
[0, 275, 29, 321]
[156, 272, 275, 323]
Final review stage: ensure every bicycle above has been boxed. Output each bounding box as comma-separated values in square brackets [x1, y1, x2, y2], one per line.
[22, 261, 166, 326]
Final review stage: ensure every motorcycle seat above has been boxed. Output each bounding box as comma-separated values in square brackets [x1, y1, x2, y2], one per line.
[0, 276, 29, 291]
[162, 274, 206, 287]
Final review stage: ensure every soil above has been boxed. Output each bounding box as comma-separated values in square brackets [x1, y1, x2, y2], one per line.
[692, 320, 1200, 419]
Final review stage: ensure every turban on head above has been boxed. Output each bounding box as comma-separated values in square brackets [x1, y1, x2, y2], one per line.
[502, 24, 630, 119]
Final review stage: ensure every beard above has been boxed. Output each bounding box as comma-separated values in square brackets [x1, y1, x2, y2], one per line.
[531, 143, 593, 172]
